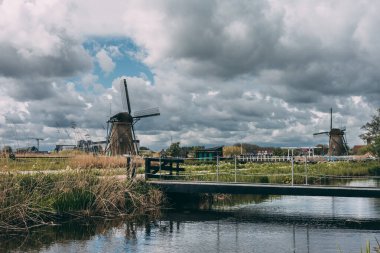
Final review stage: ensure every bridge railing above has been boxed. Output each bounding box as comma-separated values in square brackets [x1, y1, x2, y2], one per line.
[146, 156, 380, 188]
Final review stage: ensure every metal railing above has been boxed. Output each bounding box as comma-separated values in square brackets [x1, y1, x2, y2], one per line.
[146, 155, 380, 188]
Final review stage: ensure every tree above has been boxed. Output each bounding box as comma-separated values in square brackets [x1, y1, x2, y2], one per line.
[166, 142, 181, 157]
[233, 143, 259, 153]
[223, 146, 244, 157]
[371, 136, 380, 157]
[2, 146, 12, 153]
[360, 108, 380, 143]
[360, 108, 380, 157]
[273, 148, 287, 156]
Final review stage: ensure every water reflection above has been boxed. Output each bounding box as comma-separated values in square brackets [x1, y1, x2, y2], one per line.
[2, 181, 380, 252]
[121, 214, 379, 253]
[2, 206, 379, 252]
[0, 218, 126, 252]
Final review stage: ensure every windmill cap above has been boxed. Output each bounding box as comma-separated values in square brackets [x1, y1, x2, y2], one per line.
[109, 112, 133, 123]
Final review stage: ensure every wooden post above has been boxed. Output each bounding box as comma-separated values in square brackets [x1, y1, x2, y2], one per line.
[305, 156, 308, 185]
[216, 155, 219, 182]
[291, 149, 294, 186]
[234, 155, 237, 183]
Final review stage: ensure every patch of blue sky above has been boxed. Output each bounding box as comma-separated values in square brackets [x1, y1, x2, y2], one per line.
[82, 37, 154, 88]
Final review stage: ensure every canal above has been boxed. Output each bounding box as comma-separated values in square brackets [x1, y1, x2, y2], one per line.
[1, 180, 380, 252]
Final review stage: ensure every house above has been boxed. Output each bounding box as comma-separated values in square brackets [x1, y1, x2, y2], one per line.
[352, 145, 367, 155]
[256, 148, 273, 156]
[195, 146, 223, 160]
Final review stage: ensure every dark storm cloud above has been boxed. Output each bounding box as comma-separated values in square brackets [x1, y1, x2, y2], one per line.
[150, 0, 380, 108]
[26, 92, 88, 128]
[162, 0, 284, 79]
[0, 43, 92, 79]
[4, 113, 27, 124]
[5, 78, 57, 101]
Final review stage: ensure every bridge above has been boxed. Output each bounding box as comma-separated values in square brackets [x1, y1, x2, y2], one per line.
[144, 157, 380, 198]
[148, 181, 380, 198]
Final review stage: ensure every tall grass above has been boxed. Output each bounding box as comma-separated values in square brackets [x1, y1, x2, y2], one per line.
[358, 239, 380, 253]
[0, 170, 163, 232]
[0, 154, 145, 173]
[69, 155, 128, 169]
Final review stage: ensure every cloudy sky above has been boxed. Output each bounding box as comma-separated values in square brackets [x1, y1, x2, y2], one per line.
[0, 0, 379, 151]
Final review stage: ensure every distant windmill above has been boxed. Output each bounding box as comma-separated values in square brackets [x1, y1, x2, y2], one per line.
[313, 108, 349, 156]
[106, 79, 160, 155]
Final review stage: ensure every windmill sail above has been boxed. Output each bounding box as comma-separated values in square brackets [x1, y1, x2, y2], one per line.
[133, 107, 160, 119]
[120, 79, 132, 114]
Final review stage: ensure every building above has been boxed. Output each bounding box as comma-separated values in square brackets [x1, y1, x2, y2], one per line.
[195, 146, 223, 160]
[55, 144, 76, 152]
[352, 145, 367, 155]
[256, 148, 274, 156]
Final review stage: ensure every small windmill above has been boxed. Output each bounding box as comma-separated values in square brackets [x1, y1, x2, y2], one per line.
[106, 79, 160, 156]
[313, 108, 349, 156]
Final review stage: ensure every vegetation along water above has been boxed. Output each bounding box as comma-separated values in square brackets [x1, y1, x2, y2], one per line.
[1, 155, 380, 252]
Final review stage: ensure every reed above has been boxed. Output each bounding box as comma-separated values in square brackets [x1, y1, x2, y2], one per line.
[358, 239, 380, 253]
[0, 170, 163, 232]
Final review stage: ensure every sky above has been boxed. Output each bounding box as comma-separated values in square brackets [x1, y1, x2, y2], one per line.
[0, 0, 379, 151]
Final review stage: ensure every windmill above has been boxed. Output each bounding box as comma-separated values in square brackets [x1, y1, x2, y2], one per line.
[313, 108, 349, 156]
[106, 79, 160, 156]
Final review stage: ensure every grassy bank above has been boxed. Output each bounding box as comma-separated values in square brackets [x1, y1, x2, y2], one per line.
[0, 170, 163, 232]
[0, 155, 129, 171]
[182, 160, 380, 184]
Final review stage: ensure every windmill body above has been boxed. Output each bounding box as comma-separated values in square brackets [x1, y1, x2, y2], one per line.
[108, 121, 136, 156]
[328, 128, 347, 156]
[106, 79, 159, 156]
[313, 108, 349, 156]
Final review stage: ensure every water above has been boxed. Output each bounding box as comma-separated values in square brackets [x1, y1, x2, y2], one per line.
[2, 180, 380, 253]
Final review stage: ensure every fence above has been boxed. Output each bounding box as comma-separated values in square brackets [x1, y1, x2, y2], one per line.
[146, 155, 380, 188]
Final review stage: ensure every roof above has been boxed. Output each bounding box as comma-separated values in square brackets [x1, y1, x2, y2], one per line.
[109, 112, 133, 123]
[196, 146, 224, 152]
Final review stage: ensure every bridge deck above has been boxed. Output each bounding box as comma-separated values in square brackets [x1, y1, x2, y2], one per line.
[148, 181, 380, 198]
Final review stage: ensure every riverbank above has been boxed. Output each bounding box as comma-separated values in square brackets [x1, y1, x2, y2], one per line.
[2, 193, 380, 253]
[1, 155, 379, 232]
[0, 170, 163, 232]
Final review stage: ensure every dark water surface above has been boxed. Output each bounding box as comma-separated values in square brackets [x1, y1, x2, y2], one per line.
[2, 180, 380, 253]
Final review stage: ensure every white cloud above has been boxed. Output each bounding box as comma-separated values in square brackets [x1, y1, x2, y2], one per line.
[0, 0, 379, 151]
[96, 49, 115, 75]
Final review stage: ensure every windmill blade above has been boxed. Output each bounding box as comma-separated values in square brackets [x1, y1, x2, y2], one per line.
[131, 124, 139, 155]
[133, 107, 160, 119]
[313, 131, 330, 136]
[105, 121, 112, 153]
[120, 79, 132, 114]
[342, 133, 349, 154]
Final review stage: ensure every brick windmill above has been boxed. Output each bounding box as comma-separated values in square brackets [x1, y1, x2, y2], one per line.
[313, 108, 349, 156]
[106, 79, 160, 156]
